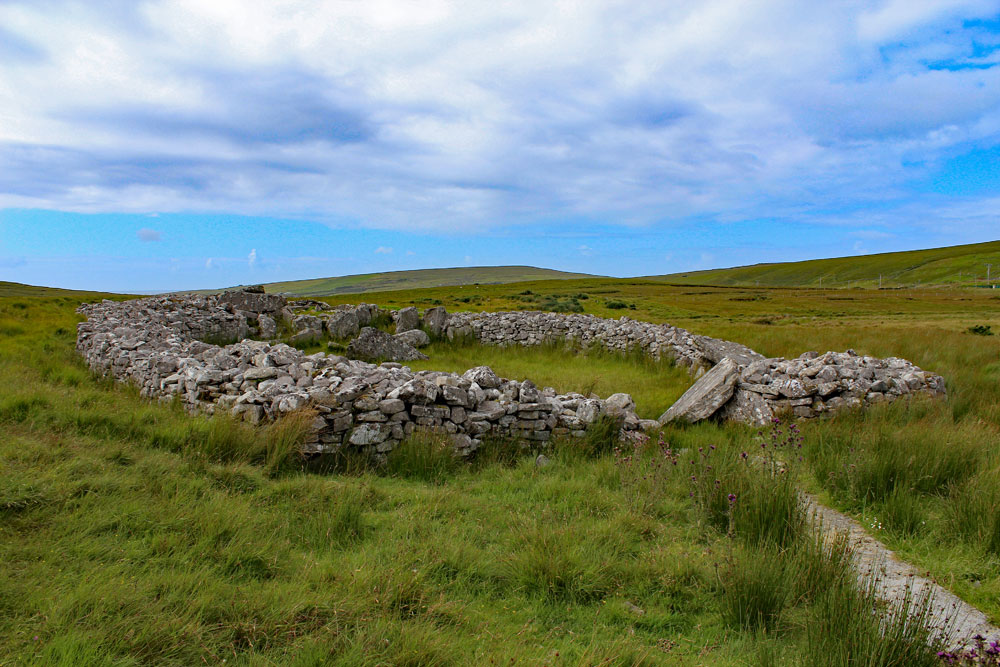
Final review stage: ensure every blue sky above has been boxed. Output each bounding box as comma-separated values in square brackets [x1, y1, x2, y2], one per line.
[1, 1, 999, 291]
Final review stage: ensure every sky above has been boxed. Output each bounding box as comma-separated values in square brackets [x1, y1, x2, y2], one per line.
[1, 1, 1000, 292]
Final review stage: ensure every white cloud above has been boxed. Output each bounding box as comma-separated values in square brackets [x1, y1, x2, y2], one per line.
[375, 246, 393, 254]
[0, 1, 998, 237]
[136, 227, 161, 242]
[205, 257, 214, 269]
[247, 248, 257, 267]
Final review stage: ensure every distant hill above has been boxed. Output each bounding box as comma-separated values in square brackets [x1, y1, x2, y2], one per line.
[259, 266, 602, 296]
[649, 240, 1000, 288]
[0, 282, 124, 299]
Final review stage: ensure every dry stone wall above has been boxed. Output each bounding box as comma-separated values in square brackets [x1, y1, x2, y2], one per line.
[76, 291, 651, 457]
[76, 288, 947, 457]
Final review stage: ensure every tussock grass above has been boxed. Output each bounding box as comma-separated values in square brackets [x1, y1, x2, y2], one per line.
[0, 283, 997, 662]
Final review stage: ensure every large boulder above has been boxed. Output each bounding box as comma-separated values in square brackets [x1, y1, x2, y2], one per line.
[347, 327, 428, 362]
[395, 329, 430, 348]
[289, 314, 323, 345]
[395, 307, 420, 333]
[218, 287, 287, 314]
[658, 357, 741, 424]
[422, 306, 448, 337]
[325, 310, 360, 340]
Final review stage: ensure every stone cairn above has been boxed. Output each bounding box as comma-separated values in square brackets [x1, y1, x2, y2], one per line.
[75, 287, 946, 457]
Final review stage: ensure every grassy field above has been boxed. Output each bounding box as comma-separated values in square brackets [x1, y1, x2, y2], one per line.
[647, 239, 1000, 289]
[257, 266, 601, 297]
[2, 278, 999, 664]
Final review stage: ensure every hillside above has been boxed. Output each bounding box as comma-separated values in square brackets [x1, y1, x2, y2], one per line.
[649, 240, 1000, 288]
[0, 281, 128, 299]
[259, 265, 601, 296]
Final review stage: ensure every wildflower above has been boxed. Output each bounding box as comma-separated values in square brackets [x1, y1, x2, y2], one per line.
[728, 493, 737, 503]
[740, 451, 748, 460]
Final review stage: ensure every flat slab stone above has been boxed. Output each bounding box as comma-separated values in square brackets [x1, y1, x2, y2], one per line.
[658, 357, 740, 424]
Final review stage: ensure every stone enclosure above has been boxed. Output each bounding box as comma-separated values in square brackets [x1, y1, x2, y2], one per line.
[75, 287, 946, 457]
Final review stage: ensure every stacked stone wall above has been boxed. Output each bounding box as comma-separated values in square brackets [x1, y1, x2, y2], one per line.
[76, 289, 947, 456]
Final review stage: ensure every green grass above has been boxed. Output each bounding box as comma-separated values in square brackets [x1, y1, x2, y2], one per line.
[258, 266, 601, 296]
[406, 339, 693, 420]
[1, 278, 997, 663]
[649, 239, 1000, 289]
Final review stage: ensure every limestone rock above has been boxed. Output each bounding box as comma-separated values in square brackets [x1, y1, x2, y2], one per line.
[347, 327, 428, 362]
[659, 357, 740, 424]
[395, 329, 430, 348]
[218, 287, 287, 314]
[422, 306, 448, 337]
[395, 307, 420, 333]
[462, 365, 501, 389]
[718, 388, 774, 426]
[325, 310, 360, 340]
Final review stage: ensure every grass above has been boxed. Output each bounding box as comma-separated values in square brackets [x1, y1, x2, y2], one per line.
[258, 266, 601, 296]
[650, 239, 1000, 289]
[406, 339, 694, 419]
[1, 277, 998, 662]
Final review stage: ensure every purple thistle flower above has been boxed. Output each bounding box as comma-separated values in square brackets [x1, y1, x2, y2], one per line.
[727, 493, 737, 503]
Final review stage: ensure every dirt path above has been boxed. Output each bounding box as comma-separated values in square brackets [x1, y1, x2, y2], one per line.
[803, 494, 1000, 650]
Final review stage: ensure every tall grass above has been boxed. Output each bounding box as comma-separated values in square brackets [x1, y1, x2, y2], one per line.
[381, 429, 461, 484]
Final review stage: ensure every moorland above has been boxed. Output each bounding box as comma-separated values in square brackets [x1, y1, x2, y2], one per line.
[1, 271, 999, 665]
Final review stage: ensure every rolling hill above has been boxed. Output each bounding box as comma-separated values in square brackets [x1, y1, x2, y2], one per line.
[649, 240, 1000, 288]
[259, 266, 602, 296]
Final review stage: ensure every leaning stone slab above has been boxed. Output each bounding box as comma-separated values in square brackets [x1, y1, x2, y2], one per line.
[658, 357, 740, 424]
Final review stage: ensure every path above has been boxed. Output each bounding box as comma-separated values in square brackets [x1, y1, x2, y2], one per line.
[804, 493, 1000, 650]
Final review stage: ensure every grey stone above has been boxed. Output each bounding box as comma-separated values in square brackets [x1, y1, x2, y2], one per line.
[395, 329, 430, 348]
[463, 365, 501, 389]
[395, 306, 420, 333]
[325, 310, 360, 340]
[422, 306, 448, 337]
[718, 388, 774, 426]
[658, 357, 740, 424]
[347, 327, 428, 362]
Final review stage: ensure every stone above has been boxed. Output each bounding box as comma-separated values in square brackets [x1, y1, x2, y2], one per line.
[349, 423, 391, 445]
[257, 313, 277, 339]
[395, 306, 420, 333]
[718, 388, 774, 426]
[378, 398, 406, 414]
[535, 454, 551, 468]
[658, 357, 740, 424]
[325, 310, 360, 340]
[395, 329, 430, 348]
[346, 327, 428, 362]
[422, 306, 448, 337]
[217, 288, 287, 314]
[604, 393, 635, 416]
[463, 365, 501, 389]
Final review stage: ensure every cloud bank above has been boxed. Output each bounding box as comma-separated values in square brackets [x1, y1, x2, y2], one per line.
[0, 0, 998, 237]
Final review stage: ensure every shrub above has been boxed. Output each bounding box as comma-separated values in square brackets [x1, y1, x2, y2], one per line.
[967, 324, 993, 336]
[606, 300, 629, 309]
